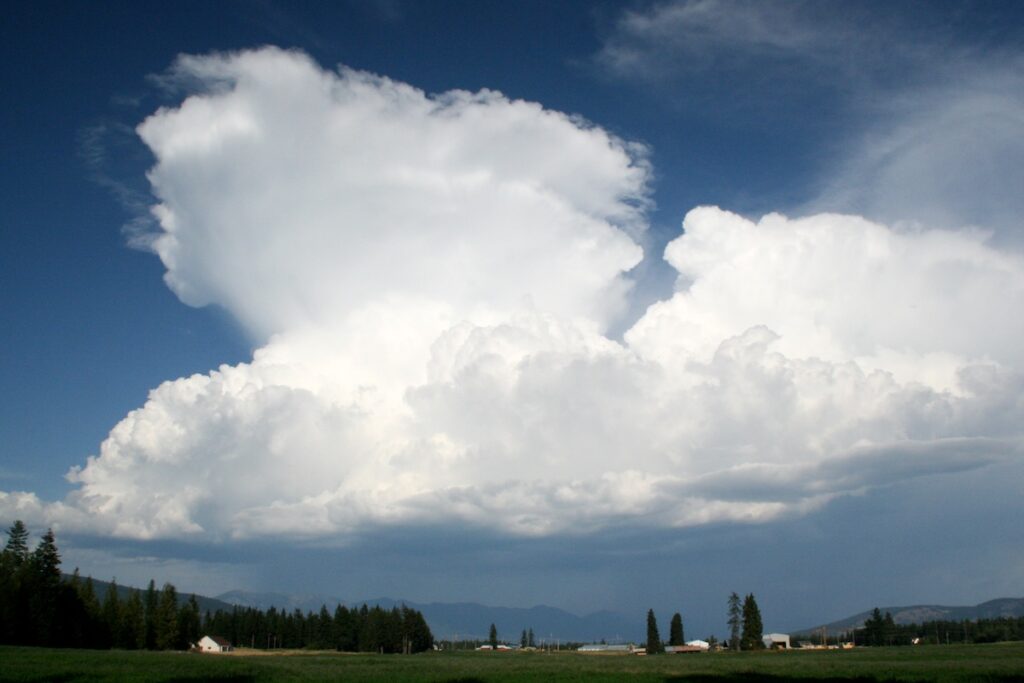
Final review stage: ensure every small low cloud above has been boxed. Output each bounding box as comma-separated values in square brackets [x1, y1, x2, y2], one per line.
[2, 47, 1021, 547]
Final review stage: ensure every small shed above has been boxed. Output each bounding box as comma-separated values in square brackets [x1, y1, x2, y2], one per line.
[198, 635, 234, 653]
[763, 633, 791, 649]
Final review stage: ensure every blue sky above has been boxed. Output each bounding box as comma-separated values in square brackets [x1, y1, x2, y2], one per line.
[3, 1, 1024, 637]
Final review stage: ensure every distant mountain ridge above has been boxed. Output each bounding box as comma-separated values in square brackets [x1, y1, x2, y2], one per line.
[61, 573, 235, 615]
[216, 589, 346, 614]
[799, 598, 1024, 634]
[215, 590, 640, 642]
[64, 579, 638, 641]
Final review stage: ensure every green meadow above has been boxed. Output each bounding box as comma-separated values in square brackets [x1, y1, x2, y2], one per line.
[2, 643, 1023, 682]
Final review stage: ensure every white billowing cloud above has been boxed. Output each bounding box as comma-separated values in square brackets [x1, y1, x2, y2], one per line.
[628, 207, 1024, 390]
[3, 47, 1022, 542]
[138, 47, 648, 340]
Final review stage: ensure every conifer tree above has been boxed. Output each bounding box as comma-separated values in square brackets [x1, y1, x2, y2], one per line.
[527, 627, 535, 648]
[3, 521, 29, 565]
[669, 612, 684, 646]
[144, 579, 158, 649]
[178, 594, 201, 649]
[101, 580, 122, 648]
[489, 622, 498, 649]
[727, 592, 742, 651]
[155, 583, 179, 649]
[122, 588, 146, 649]
[316, 604, 333, 649]
[31, 529, 61, 586]
[646, 609, 663, 653]
[27, 531, 62, 645]
[883, 611, 896, 646]
[334, 604, 356, 651]
[399, 604, 432, 653]
[741, 593, 763, 650]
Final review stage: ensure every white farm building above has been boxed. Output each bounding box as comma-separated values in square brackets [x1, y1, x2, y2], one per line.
[198, 635, 233, 653]
[762, 633, 791, 649]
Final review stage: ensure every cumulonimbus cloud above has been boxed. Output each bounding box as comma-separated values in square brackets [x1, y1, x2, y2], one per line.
[2, 47, 1021, 541]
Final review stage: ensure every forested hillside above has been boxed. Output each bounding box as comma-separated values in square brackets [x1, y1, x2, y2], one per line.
[1, 521, 432, 653]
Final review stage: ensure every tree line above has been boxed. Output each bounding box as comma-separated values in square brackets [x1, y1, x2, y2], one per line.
[0, 521, 432, 653]
[0, 521, 200, 649]
[204, 602, 432, 653]
[853, 607, 1024, 646]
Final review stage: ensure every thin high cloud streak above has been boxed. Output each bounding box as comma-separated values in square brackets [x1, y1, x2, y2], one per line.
[2, 47, 1022, 543]
[810, 69, 1024, 242]
[596, 0, 995, 89]
[599, 1, 1024, 241]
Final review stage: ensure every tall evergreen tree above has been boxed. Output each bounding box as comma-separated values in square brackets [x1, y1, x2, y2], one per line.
[316, 604, 333, 649]
[863, 607, 885, 646]
[398, 605, 431, 653]
[669, 612, 684, 646]
[488, 623, 498, 649]
[883, 611, 896, 646]
[144, 579, 158, 649]
[101, 580, 122, 648]
[0, 523, 32, 643]
[121, 589, 146, 649]
[727, 592, 742, 651]
[31, 529, 61, 586]
[178, 594, 201, 649]
[520, 628, 527, 648]
[3, 521, 29, 565]
[646, 609, 663, 654]
[334, 604, 356, 652]
[740, 593, 763, 650]
[155, 583, 179, 650]
[29, 530, 62, 644]
[527, 627, 535, 648]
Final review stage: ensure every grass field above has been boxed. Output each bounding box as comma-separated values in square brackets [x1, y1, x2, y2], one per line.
[1, 643, 1022, 682]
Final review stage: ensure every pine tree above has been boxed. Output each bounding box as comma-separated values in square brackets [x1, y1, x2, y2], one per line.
[334, 604, 356, 652]
[3, 521, 30, 565]
[313, 604, 331, 649]
[155, 583, 179, 650]
[741, 593, 763, 650]
[669, 612, 684, 646]
[883, 611, 896, 646]
[863, 608, 885, 646]
[520, 628, 527, 648]
[489, 623, 498, 649]
[178, 594, 201, 649]
[727, 592, 741, 651]
[31, 529, 61, 586]
[28, 530, 62, 644]
[122, 589, 146, 649]
[527, 627, 535, 648]
[646, 609, 663, 654]
[144, 580, 158, 649]
[101, 579, 122, 648]
[399, 605, 433, 653]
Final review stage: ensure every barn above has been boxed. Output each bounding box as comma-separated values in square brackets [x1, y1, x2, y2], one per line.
[197, 635, 234, 653]
[762, 633, 791, 649]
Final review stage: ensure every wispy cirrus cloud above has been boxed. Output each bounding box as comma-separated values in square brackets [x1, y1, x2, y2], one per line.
[596, 1, 1024, 240]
